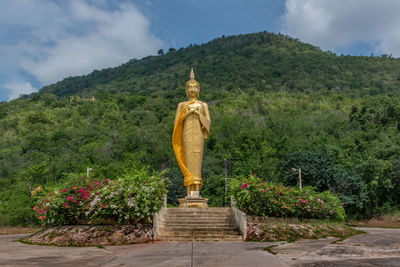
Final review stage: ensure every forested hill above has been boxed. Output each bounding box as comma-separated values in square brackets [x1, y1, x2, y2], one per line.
[40, 31, 400, 99]
[1, 31, 400, 226]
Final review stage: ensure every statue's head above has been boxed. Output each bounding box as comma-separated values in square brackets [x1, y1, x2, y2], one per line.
[185, 68, 200, 98]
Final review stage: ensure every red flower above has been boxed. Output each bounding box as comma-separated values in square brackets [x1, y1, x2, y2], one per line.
[62, 189, 67, 192]
[240, 183, 248, 189]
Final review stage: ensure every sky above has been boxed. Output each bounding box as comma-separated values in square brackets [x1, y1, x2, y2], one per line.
[1, 0, 400, 101]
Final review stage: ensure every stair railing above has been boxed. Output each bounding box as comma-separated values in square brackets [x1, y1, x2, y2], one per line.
[153, 195, 167, 240]
[231, 196, 247, 240]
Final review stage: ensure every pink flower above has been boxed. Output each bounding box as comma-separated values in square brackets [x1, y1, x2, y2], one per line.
[240, 183, 248, 189]
[67, 196, 73, 201]
[33, 206, 37, 211]
[63, 203, 68, 209]
[329, 210, 334, 215]
[263, 189, 267, 192]
[62, 189, 66, 192]
[46, 199, 49, 203]
[280, 202, 284, 205]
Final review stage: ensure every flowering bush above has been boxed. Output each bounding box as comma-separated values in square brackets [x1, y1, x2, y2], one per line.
[230, 176, 346, 221]
[32, 167, 167, 227]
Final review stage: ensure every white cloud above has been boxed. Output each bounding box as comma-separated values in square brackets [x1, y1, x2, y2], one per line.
[4, 82, 36, 100]
[281, 0, 400, 56]
[0, 0, 163, 99]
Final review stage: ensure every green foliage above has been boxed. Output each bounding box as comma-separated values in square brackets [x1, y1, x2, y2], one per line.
[230, 176, 346, 221]
[278, 150, 369, 214]
[1, 31, 400, 224]
[32, 166, 167, 227]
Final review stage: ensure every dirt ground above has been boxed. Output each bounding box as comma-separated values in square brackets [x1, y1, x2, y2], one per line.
[0, 227, 39, 235]
[350, 215, 400, 228]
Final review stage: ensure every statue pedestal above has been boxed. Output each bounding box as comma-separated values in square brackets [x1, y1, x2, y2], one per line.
[179, 197, 208, 208]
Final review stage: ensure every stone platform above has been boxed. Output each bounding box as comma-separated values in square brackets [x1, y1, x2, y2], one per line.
[178, 197, 209, 208]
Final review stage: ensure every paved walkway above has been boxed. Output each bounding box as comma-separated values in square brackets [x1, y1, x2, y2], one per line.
[1, 227, 400, 266]
[0, 235, 286, 267]
[272, 227, 400, 266]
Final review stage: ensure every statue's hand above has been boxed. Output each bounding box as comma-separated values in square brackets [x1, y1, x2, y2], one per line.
[183, 109, 195, 119]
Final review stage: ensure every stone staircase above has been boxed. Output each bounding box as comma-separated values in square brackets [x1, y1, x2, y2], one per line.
[158, 207, 243, 241]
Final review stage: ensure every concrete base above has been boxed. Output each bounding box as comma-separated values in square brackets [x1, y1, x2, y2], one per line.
[178, 197, 208, 208]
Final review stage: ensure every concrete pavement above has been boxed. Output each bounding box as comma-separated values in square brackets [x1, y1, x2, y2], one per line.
[102, 241, 287, 267]
[2, 227, 400, 266]
[0, 234, 286, 267]
[271, 227, 400, 266]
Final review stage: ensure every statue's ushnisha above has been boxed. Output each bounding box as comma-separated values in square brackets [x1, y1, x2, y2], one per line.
[173, 68, 211, 200]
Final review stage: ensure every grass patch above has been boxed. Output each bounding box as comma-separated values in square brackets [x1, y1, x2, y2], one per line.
[248, 221, 363, 242]
[347, 212, 400, 228]
[263, 245, 278, 255]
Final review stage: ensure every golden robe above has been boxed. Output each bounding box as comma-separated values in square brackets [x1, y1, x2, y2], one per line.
[173, 100, 211, 187]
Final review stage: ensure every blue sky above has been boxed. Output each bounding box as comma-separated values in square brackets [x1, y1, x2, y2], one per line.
[1, 0, 399, 102]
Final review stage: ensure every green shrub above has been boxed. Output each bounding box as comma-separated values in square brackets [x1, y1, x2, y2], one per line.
[230, 176, 346, 221]
[32, 166, 167, 227]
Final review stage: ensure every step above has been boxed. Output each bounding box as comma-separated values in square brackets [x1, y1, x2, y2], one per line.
[158, 235, 243, 241]
[167, 208, 231, 211]
[162, 221, 234, 226]
[162, 222, 236, 228]
[160, 228, 237, 232]
[165, 212, 233, 217]
[163, 217, 234, 221]
[163, 217, 234, 223]
[164, 217, 232, 221]
[167, 209, 232, 212]
[159, 230, 240, 236]
[166, 210, 232, 213]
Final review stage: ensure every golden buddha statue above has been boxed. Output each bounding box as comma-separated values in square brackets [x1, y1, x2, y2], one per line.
[173, 68, 211, 199]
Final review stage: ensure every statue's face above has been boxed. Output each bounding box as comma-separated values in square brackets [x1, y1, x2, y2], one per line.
[186, 82, 200, 98]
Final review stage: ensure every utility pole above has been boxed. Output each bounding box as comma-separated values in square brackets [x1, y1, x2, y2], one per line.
[299, 168, 302, 190]
[291, 167, 302, 190]
[87, 167, 93, 178]
[224, 159, 228, 207]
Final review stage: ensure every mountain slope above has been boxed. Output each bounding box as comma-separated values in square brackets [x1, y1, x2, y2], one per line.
[40, 31, 400, 99]
[1, 31, 400, 225]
